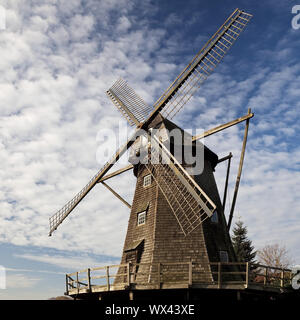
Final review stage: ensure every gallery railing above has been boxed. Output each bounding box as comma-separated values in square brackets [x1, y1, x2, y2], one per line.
[65, 262, 293, 295]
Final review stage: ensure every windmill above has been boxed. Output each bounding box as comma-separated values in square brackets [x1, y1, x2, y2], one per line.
[49, 9, 253, 294]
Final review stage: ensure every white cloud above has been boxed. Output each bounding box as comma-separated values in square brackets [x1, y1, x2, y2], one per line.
[6, 273, 41, 289]
[14, 253, 117, 272]
[116, 16, 131, 33]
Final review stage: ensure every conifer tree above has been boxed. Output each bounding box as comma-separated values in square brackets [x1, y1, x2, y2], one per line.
[231, 219, 256, 263]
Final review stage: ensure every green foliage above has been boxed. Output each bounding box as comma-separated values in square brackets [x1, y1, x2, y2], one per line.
[231, 220, 256, 263]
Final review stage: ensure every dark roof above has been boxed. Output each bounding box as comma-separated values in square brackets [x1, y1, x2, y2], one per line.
[162, 117, 219, 170]
[124, 239, 144, 252]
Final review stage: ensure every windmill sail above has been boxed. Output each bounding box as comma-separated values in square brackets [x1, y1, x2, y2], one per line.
[107, 78, 153, 126]
[49, 131, 141, 236]
[145, 135, 216, 236]
[151, 9, 252, 120]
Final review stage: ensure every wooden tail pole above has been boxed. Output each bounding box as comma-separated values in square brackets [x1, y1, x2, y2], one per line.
[227, 108, 251, 231]
[222, 152, 232, 211]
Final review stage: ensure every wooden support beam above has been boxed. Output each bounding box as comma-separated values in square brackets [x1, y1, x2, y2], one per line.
[101, 181, 131, 209]
[97, 164, 133, 183]
[218, 152, 233, 164]
[227, 109, 251, 231]
[222, 152, 232, 211]
[192, 112, 254, 141]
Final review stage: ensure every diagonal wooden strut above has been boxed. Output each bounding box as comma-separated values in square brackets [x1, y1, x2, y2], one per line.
[227, 109, 251, 231]
[218, 152, 233, 164]
[192, 112, 254, 141]
[98, 165, 134, 208]
[222, 152, 232, 212]
[101, 181, 131, 209]
[97, 164, 134, 183]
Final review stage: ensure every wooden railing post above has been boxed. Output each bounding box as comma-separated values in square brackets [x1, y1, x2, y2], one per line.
[280, 269, 284, 288]
[65, 274, 69, 295]
[106, 266, 110, 291]
[218, 263, 222, 289]
[289, 270, 293, 286]
[188, 261, 193, 286]
[127, 262, 131, 286]
[87, 268, 91, 292]
[245, 262, 249, 287]
[76, 272, 79, 294]
[264, 267, 268, 285]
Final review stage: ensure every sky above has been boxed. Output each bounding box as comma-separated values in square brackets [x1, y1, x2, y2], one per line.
[0, 0, 300, 299]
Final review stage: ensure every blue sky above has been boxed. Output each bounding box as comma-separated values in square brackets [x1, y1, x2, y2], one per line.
[0, 0, 300, 299]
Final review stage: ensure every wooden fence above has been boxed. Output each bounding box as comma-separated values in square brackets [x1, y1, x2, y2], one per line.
[65, 262, 293, 295]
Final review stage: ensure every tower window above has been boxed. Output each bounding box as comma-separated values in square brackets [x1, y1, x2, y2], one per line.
[143, 174, 152, 187]
[137, 211, 146, 226]
[219, 251, 229, 263]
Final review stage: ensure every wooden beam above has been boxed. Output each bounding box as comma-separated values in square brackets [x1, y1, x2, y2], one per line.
[222, 152, 232, 211]
[218, 152, 233, 164]
[101, 181, 131, 209]
[98, 164, 133, 183]
[192, 112, 254, 141]
[227, 109, 251, 231]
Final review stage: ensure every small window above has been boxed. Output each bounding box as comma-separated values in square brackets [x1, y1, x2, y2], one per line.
[143, 174, 152, 187]
[211, 210, 218, 223]
[219, 251, 229, 263]
[137, 211, 146, 226]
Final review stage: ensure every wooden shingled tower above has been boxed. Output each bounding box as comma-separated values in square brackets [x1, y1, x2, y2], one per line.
[49, 9, 255, 300]
[116, 116, 235, 285]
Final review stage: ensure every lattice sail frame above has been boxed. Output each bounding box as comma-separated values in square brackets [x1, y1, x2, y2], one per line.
[145, 134, 216, 236]
[106, 78, 152, 126]
[153, 9, 252, 120]
[49, 132, 138, 236]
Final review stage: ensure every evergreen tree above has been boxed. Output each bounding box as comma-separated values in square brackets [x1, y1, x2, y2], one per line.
[231, 219, 256, 263]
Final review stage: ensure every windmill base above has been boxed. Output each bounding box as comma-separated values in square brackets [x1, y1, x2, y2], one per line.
[67, 286, 297, 303]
